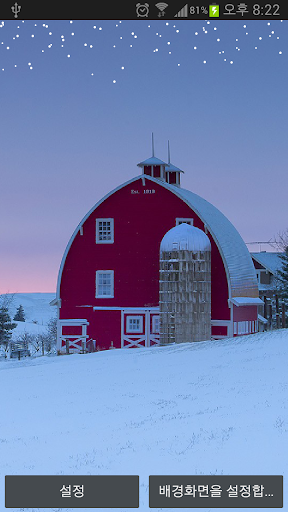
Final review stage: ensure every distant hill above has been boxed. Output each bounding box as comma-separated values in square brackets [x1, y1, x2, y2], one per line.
[0, 293, 56, 339]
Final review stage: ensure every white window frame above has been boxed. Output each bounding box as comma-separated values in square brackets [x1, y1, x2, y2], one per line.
[96, 270, 114, 298]
[152, 316, 160, 333]
[176, 218, 194, 226]
[126, 315, 143, 333]
[96, 218, 114, 244]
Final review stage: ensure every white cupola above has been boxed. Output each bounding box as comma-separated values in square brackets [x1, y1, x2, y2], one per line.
[164, 140, 184, 187]
[137, 133, 167, 181]
[137, 136, 184, 187]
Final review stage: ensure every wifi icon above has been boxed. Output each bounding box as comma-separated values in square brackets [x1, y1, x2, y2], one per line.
[155, 2, 168, 12]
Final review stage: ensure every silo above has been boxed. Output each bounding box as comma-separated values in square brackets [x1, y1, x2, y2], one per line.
[159, 223, 211, 344]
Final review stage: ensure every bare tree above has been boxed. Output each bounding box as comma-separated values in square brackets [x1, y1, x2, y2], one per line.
[44, 316, 57, 352]
[273, 229, 288, 252]
[0, 293, 16, 310]
[29, 317, 57, 354]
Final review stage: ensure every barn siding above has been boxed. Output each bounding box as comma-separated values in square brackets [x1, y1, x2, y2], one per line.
[93, 310, 121, 349]
[59, 178, 230, 349]
[252, 259, 265, 270]
[233, 305, 257, 322]
[212, 326, 227, 337]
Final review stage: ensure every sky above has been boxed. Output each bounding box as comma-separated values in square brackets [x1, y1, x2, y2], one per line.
[0, 19, 287, 293]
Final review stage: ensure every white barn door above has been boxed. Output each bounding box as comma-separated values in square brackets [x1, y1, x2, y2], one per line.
[121, 309, 160, 348]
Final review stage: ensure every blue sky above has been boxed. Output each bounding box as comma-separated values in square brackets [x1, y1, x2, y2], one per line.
[0, 19, 287, 293]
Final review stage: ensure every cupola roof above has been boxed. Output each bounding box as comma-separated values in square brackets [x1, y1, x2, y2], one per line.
[165, 163, 184, 173]
[137, 156, 167, 167]
[165, 140, 184, 173]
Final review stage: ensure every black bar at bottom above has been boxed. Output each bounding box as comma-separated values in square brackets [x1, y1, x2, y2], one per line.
[5, 475, 139, 508]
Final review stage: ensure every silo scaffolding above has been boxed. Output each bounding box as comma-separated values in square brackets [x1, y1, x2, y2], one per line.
[159, 224, 211, 344]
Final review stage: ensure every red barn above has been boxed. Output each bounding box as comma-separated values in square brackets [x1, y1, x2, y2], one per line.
[52, 149, 262, 353]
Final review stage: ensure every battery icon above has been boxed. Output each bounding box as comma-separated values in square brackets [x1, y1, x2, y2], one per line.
[209, 4, 219, 16]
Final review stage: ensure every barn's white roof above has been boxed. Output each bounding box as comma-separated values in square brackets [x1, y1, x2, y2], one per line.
[55, 174, 259, 301]
[160, 223, 211, 253]
[230, 297, 263, 306]
[250, 252, 284, 275]
[161, 180, 259, 299]
[258, 314, 268, 324]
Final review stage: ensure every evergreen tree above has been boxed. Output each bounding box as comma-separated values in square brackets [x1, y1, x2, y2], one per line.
[277, 246, 288, 301]
[0, 307, 17, 347]
[13, 304, 25, 322]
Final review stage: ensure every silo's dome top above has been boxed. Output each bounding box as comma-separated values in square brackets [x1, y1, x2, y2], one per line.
[160, 223, 211, 252]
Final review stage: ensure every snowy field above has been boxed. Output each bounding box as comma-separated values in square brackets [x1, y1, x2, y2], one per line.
[1, 327, 287, 512]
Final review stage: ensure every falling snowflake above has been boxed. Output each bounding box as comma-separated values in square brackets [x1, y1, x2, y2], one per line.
[0, 19, 285, 78]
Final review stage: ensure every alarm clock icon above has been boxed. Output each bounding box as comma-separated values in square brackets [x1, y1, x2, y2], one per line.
[136, 3, 149, 17]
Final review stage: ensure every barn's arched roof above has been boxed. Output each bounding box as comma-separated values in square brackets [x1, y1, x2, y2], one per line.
[160, 178, 258, 299]
[55, 174, 258, 301]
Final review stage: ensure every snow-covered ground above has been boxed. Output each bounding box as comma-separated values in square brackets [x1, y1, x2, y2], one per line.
[1, 328, 287, 512]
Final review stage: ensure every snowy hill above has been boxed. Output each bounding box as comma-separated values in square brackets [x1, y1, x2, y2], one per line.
[1, 329, 287, 511]
[0, 292, 56, 340]
[0, 292, 55, 325]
